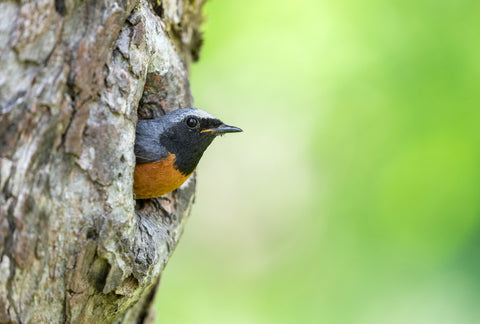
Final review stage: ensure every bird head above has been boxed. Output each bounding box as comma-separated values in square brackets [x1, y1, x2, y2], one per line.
[158, 108, 242, 175]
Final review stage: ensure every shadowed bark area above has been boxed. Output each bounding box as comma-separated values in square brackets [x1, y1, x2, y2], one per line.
[0, 0, 204, 322]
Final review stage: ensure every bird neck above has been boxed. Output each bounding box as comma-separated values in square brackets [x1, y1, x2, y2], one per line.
[162, 135, 215, 175]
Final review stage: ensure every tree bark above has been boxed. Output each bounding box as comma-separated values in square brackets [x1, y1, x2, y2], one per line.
[0, 0, 204, 323]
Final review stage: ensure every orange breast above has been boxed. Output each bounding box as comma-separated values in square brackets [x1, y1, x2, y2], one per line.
[133, 153, 193, 199]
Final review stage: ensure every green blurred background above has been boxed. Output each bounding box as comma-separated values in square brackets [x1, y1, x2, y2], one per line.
[156, 0, 480, 323]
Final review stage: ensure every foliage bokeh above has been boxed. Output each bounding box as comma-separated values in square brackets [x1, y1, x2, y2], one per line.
[156, 0, 480, 323]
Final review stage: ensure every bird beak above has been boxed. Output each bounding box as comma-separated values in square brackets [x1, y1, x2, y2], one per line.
[201, 124, 243, 135]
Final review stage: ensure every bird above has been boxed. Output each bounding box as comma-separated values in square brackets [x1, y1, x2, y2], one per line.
[133, 108, 242, 199]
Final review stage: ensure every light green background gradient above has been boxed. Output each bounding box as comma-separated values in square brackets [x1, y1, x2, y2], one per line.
[156, 1, 480, 323]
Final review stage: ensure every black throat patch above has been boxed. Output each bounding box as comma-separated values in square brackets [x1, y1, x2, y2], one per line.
[159, 119, 219, 175]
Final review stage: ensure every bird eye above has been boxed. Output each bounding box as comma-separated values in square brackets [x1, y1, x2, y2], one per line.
[186, 117, 198, 128]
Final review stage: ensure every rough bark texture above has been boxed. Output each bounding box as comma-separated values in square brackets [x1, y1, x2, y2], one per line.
[0, 0, 204, 323]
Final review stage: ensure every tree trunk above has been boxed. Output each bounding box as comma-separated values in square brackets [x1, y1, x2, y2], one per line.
[0, 0, 204, 322]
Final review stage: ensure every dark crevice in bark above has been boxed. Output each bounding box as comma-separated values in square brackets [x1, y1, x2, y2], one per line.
[138, 282, 158, 324]
[190, 30, 203, 62]
[5, 198, 18, 322]
[55, 0, 67, 16]
[59, 108, 77, 151]
[0, 109, 24, 158]
[89, 257, 111, 292]
[150, 0, 165, 19]
[4, 198, 16, 257]
[86, 228, 98, 240]
[62, 288, 68, 323]
[60, 61, 78, 152]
